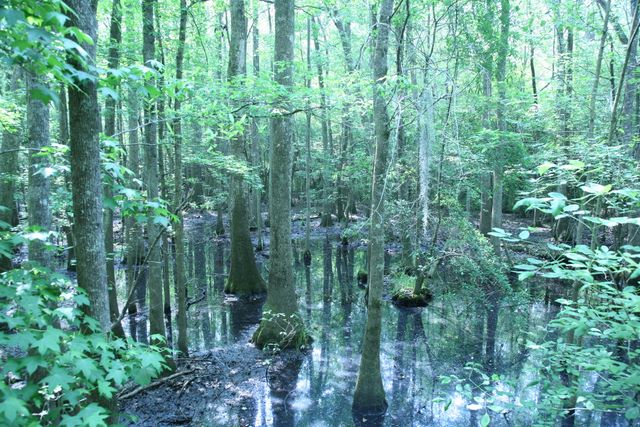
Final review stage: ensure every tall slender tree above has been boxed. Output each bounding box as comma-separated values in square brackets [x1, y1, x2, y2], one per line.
[26, 72, 52, 268]
[142, 0, 170, 356]
[104, 0, 125, 338]
[352, 0, 394, 414]
[173, 0, 189, 357]
[126, 87, 145, 341]
[490, 0, 510, 254]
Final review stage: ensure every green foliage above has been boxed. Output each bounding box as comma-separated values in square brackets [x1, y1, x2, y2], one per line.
[0, 267, 167, 426]
[507, 178, 640, 422]
[438, 363, 515, 426]
[439, 215, 509, 293]
[0, 1, 99, 104]
[532, 284, 640, 421]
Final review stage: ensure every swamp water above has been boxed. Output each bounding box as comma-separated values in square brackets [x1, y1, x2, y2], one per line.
[121, 221, 626, 426]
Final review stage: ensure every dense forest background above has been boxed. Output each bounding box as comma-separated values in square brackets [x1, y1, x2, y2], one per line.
[1, 0, 640, 425]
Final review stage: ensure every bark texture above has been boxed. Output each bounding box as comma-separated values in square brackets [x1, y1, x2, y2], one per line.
[67, 0, 110, 331]
[26, 72, 52, 268]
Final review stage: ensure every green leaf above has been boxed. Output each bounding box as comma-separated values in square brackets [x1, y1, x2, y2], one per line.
[43, 11, 68, 27]
[29, 84, 59, 106]
[97, 380, 115, 399]
[152, 216, 170, 227]
[560, 160, 585, 170]
[548, 192, 567, 200]
[625, 407, 640, 420]
[537, 162, 555, 175]
[0, 396, 29, 423]
[565, 252, 589, 262]
[105, 361, 127, 386]
[518, 271, 535, 281]
[581, 183, 612, 195]
[74, 292, 90, 307]
[36, 328, 64, 355]
[43, 366, 75, 390]
[76, 358, 97, 379]
[0, 9, 25, 26]
[76, 403, 109, 427]
[139, 351, 164, 371]
[480, 413, 491, 427]
[99, 87, 119, 101]
[550, 199, 566, 217]
[518, 230, 530, 240]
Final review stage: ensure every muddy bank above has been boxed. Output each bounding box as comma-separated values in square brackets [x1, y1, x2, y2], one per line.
[119, 333, 274, 426]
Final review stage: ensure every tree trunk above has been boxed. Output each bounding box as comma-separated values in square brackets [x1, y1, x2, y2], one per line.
[331, 10, 356, 223]
[304, 17, 312, 260]
[142, 0, 169, 354]
[490, 0, 510, 254]
[26, 72, 52, 268]
[225, 0, 266, 296]
[530, 46, 538, 105]
[173, 0, 189, 357]
[311, 18, 334, 227]
[479, 69, 493, 237]
[252, 0, 265, 249]
[153, 5, 173, 338]
[104, 0, 125, 338]
[622, 0, 639, 144]
[588, 0, 611, 139]
[252, 0, 308, 350]
[418, 82, 434, 240]
[609, 2, 640, 145]
[67, 0, 110, 332]
[126, 87, 144, 341]
[352, 0, 394, 415]
[0, 71, 21, 271]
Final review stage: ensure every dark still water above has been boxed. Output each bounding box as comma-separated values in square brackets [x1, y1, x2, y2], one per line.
[123, 219, 626, 426]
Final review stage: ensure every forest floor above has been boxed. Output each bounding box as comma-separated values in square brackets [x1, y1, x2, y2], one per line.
[119, 336, 275, 426]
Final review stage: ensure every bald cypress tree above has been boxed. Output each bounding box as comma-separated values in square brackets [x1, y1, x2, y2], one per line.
[252, 0, 309, 350]
[224, 0, 266, 297]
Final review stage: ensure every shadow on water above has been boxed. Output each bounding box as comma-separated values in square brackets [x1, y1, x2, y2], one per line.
[119, 220, 618, 426]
